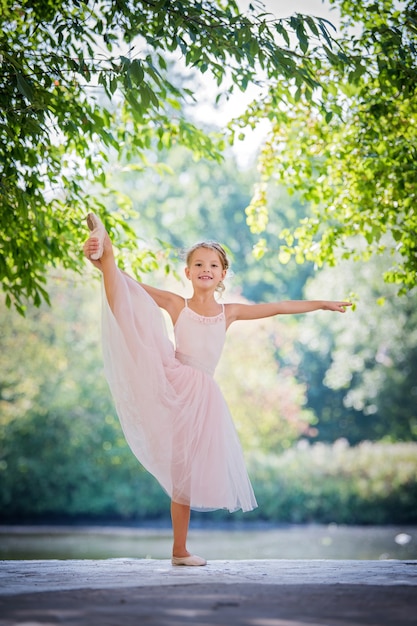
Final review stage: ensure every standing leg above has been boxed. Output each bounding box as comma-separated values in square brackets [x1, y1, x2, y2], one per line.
[171, 500, 191, 558]
[170, 501, 206, 566]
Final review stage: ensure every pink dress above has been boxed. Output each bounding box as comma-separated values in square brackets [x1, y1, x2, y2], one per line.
[101, 269, 257, 513]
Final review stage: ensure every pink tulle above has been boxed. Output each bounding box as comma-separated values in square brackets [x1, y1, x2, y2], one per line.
[101, 270, 257, 513]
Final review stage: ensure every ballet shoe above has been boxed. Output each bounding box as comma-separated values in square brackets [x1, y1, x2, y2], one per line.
[171, 554, 207, 567]
[86, 212, 106, 260]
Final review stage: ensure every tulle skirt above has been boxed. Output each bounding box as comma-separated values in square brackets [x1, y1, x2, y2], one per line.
[101, 270, 257, 513]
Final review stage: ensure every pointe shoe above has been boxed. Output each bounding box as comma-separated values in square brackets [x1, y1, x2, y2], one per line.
[86, 212, 106, 260]
[171, 554, 207, 567]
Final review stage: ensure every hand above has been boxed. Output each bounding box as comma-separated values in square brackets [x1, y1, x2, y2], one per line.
[83, 237, 102, 269]
[322, 301, 352, 313]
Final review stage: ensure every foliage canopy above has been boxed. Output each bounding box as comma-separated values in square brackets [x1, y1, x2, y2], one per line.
[242, 0, 417, 293]
[1, 0, 338, 312]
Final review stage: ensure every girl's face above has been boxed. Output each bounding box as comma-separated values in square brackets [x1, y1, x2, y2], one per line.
[185, 247, 227, 289]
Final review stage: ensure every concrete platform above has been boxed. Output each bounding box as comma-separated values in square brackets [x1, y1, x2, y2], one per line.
[0, 559, 416, 625]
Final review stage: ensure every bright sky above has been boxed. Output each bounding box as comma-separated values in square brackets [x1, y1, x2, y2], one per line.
[244, 0, 336, 20]
[194, 0, 340, 165]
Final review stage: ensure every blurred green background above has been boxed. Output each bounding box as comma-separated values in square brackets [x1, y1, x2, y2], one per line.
[1, 147, 416, 526]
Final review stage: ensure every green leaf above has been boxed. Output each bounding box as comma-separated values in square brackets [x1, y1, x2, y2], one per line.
[16, 74, 34, 101]
[296, 22, 309, 54]
[129, 59, 144, 85]
[275, 22, 290, 46]
[318, 20, 334, 48]
[305, 16, 320, 37]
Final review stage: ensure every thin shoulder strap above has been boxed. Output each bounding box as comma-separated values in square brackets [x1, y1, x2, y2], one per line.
[221, 302, 224, 313]
[184, 298, 188, 308]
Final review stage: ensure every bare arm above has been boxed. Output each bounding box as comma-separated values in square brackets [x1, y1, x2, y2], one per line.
[136, 281, 184, 319]
[226, 300, 351, 326]
[83, 238, 184, 322]
[116, 270, 184, 323]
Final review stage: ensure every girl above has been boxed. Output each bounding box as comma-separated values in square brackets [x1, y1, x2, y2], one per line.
[83, 212, 351, 566]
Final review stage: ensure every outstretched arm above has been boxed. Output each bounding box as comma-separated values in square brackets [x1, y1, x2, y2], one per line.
[226, 300, 351, 325]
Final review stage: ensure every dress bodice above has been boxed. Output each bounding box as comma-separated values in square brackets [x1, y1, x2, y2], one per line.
[174, 299, 226, 376]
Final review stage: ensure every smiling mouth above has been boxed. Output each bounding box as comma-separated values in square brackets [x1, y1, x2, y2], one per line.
[199, 276, 212, 280]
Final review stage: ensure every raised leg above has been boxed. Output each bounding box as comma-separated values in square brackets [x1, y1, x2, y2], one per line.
[84, 217, 118, 311]
[99, 235, 119, 312]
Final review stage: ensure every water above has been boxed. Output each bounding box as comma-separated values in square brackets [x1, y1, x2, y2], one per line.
[1, 524, 416, 560]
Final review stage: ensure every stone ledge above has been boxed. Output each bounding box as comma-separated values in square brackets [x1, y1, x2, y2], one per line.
[1, 559, 416, 596]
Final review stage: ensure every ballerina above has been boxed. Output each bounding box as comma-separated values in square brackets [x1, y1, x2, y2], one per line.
[84, 212, 351, 565]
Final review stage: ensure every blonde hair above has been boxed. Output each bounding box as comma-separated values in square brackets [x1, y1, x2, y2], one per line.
[185, 241, 230, 294]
